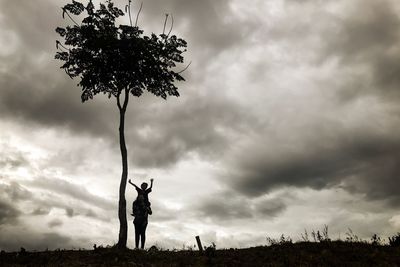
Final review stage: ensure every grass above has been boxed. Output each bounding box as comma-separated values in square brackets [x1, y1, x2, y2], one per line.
[1, 230, 400, 266]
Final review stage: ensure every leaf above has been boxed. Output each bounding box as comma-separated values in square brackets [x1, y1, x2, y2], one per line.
[87, 0, 94, 15]
[55, 27, 66, 37]
[64, 1, 85, 16]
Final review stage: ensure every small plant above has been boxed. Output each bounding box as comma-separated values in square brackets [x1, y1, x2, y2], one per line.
[149, 243, 164, 251]
[205, 242, 216, 257]
[370, 234, 383, 246]
[311, 230, 318, 242]
[322, 225, 331, 242]
[148, 245, 160, 252]
[280, 234, 293, 244]
[266, 234, 292, 246]
[266, 236, 278, 246]
[345, 228, 362, 243]
[388, 233, 400, 247]
[310, 226, 330, 243]
[301, 229, 309, 242]
[182, 244, 196, 251]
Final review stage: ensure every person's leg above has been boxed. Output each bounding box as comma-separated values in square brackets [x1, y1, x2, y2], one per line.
[134, 222, 140, 249]
[140, 221, 148, 249]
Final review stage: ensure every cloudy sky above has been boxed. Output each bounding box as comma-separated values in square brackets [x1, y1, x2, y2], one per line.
[1, 0, 400, 251]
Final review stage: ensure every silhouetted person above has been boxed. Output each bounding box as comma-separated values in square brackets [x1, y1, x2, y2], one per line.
[128, 178, 153, 209]
[132, 195, 152, 249]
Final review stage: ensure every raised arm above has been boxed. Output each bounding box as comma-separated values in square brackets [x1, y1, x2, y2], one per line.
[149, 178, 154, 190]
[128, 179, 140, 189]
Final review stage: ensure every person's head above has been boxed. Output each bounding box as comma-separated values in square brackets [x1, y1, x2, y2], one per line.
[141, 182, 148, 190]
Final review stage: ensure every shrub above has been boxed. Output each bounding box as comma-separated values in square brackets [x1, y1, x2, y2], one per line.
[311, 225, 331, 243]
[370, 234, 383, 246]
[345, 228, 362, 243]
[301, 229, 309, 242]
[205, 242, 216, 257]
[388, 233, 400, 247]
[266, 234, 293, 246]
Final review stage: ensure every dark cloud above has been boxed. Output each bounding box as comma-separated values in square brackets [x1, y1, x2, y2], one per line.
[150, 200, 181, 222]
[0, 153, 29, 169]
[195, 191, 286, 221]
[324, 0, 399, 63]
[0, 231, 74, 252]
[31, 207, 51, 216]
[0, 0, 134, 140]
[28, 177, 115, 210]
[0, 200, 21, 225]
[0, 56, 252, 169]
[255, 198, 286, 218]
[226, 129, 400, 205]
[218, 0, 400, 206]
[65, 207, 74, 217]
[1, 181, 32, 202]
[126, 92, 255, 168]
[0, 143, 31, 171]
[321, 0, 400, 100]
[196, 191, 253, 221]
[258, 0, 400, 104]
[0, 66, 117, 139]
[73, 208, 107, 222]
[0, 0, 61, 53]
[48, 218, 63, 228]
[0, 61, 252, 169]
[0, 178, 111, 223]
[0, 65, 251, 169]
[139, 0, 250, 58]
[84, 209, 100, 219]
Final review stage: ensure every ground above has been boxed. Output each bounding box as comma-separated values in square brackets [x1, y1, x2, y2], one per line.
[1, 242, 400, 266]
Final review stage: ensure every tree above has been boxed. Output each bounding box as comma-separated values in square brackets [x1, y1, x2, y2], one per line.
[55, 0, 187, 249]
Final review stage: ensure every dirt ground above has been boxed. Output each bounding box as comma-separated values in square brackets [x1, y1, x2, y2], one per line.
[1, 241, 400, 266]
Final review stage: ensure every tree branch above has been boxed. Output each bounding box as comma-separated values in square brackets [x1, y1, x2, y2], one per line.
[126, 0, 132, 27]
[117, 92, 122, 110]
[122, 88, 129, 110]
[56, 40, 69, 51]
[163, 13, 169, 34]
[167, 14, 174, 37]
[62, 8, 80, 27]
[177, 61, 192, 74]
[135, 2, 143, 27]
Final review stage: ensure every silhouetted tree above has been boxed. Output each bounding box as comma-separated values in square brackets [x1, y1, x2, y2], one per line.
[55, 0, 187, 249]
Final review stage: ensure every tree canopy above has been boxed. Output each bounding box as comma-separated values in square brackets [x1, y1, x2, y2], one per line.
[55, 0, 187, 102]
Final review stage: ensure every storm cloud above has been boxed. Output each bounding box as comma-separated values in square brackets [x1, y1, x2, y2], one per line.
[0, 0, 253, 169]
[0, 200, 21, 225]
[227, 129, 400, 202]
[220, 0, 400, 208]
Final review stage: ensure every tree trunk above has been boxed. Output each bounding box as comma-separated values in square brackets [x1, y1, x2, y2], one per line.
[117, 90, 129, 249]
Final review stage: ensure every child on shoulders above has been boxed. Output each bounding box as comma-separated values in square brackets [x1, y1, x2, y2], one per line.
[129, 178, 153, 208]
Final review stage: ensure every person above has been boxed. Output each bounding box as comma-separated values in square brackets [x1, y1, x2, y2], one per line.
[132, 195, 152, 249]
[128, 178, 153, 208]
